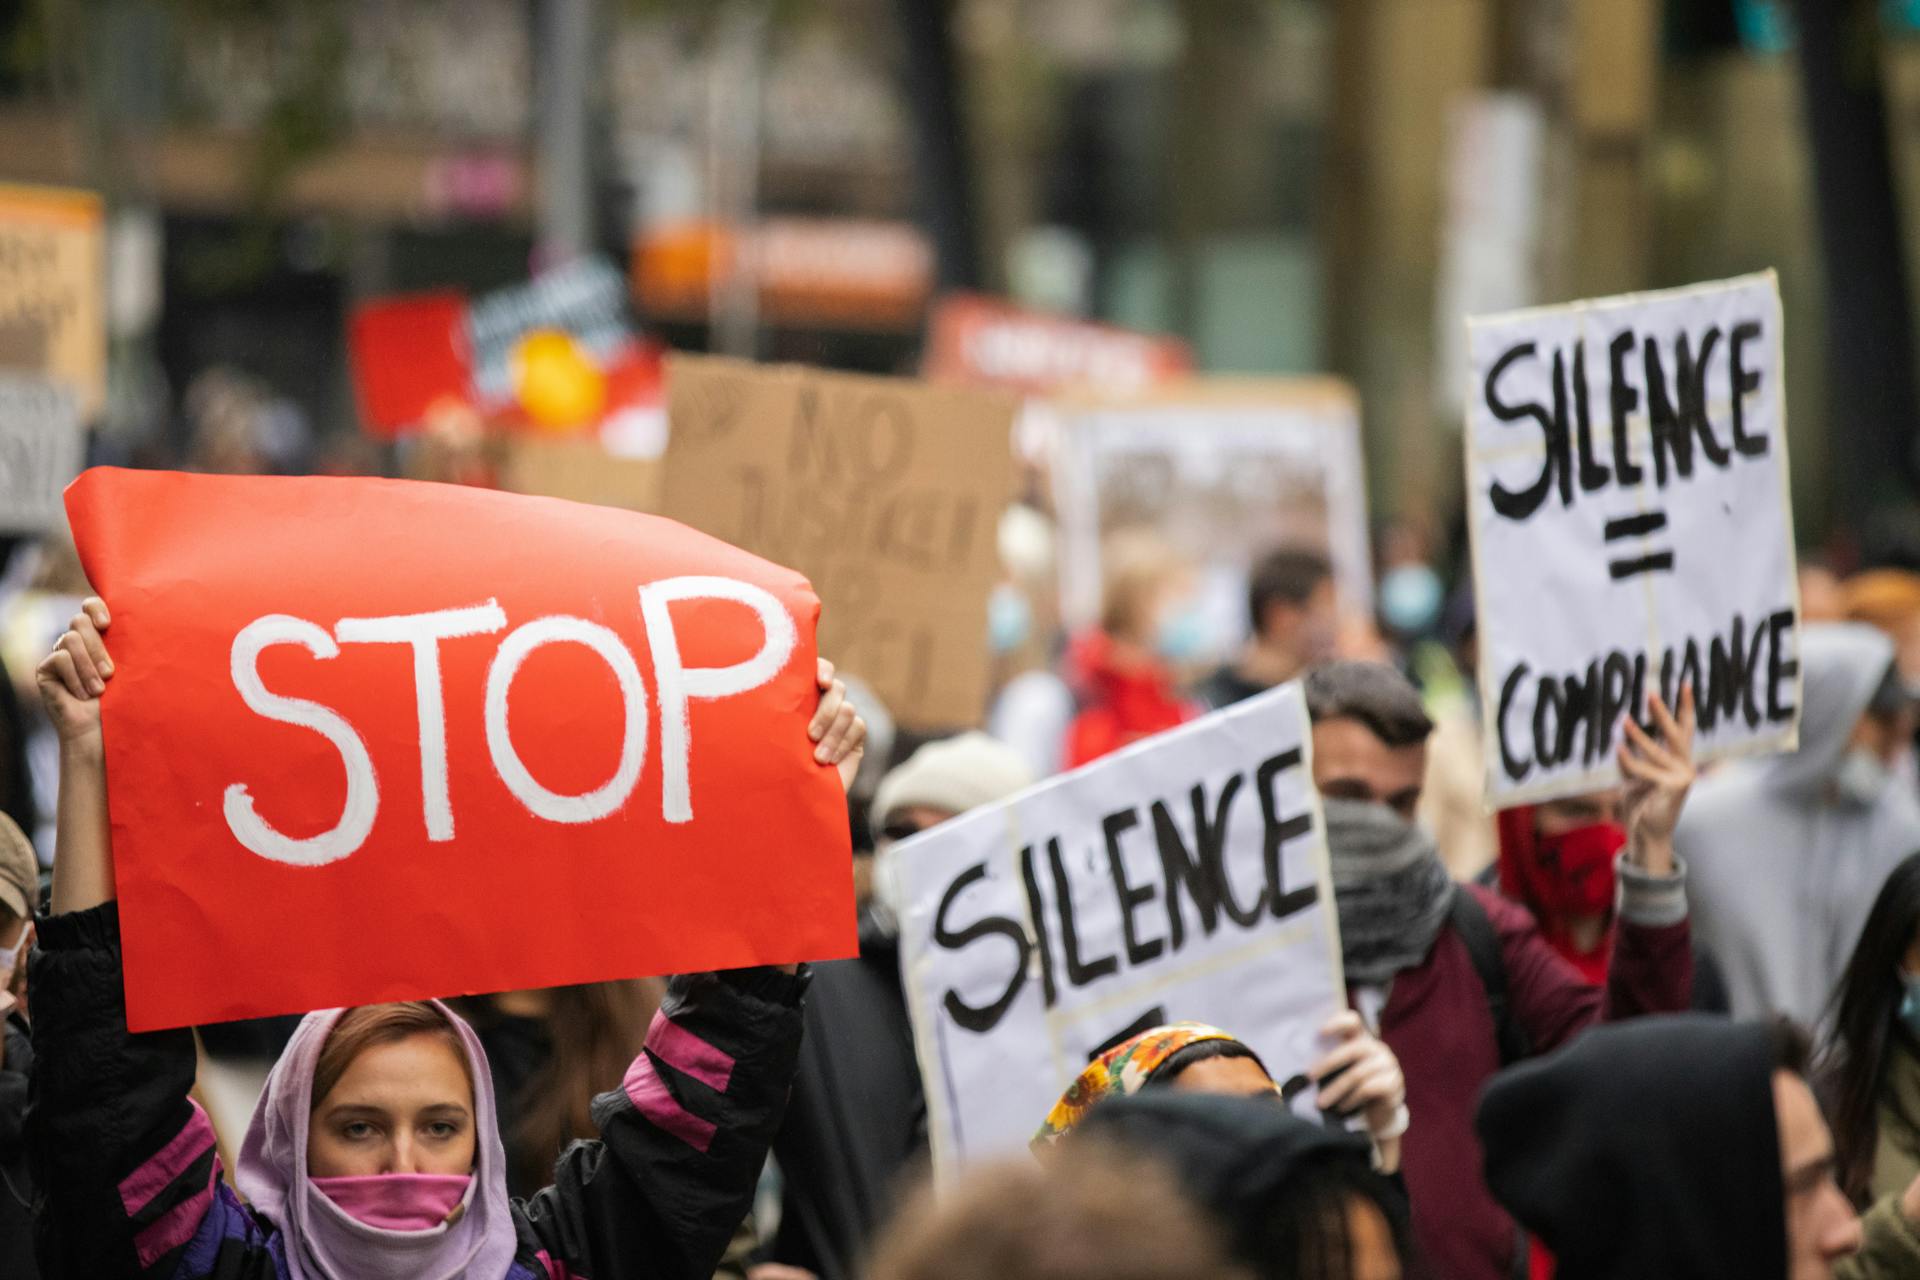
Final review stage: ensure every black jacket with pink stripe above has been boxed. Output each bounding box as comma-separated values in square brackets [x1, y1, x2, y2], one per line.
[27, 902, 807, 1280]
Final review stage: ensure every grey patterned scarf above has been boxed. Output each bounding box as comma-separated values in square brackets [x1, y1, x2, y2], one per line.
[1323, 797, 1455, 986]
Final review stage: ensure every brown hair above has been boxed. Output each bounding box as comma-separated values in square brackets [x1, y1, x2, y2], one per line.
[312, 1002, 474, 1110]
[506, 980, 662, 1193]
[1099, 529, 1185, 643]
[869, 1146, 1249, 1280]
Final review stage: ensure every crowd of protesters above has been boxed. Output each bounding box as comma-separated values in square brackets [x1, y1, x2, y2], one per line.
[13, 484, 1920, 1280]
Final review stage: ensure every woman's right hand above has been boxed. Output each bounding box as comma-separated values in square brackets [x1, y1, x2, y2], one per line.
[36, 597, 113, 754]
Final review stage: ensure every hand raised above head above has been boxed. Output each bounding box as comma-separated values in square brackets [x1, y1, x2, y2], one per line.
[808, 658, 867, 794]
[1618, 684, 1697, 874]
[36, 597, 114, 753]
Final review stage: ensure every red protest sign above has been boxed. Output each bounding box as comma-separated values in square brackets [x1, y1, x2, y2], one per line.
[66, 468, 856, 1031]
[922, 293, 1193, 396]
[346, 292, 472, 438]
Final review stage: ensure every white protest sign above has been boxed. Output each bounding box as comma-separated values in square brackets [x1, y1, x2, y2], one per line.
[0, 372, 81, 533]
[895, 684, 1346, 1170]
[1465, 271, 1799, 809]
[1052, 382, 1373, 663]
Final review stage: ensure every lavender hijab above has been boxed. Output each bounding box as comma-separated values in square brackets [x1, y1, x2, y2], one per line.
[235, 1001, 522, 1280]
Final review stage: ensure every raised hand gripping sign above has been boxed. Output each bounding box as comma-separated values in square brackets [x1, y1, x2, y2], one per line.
[1465, 272, 1801, 808]
[67, 468, 856, 1031]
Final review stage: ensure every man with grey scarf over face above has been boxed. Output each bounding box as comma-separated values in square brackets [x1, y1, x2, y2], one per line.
[1305, 662, 1695, 1280]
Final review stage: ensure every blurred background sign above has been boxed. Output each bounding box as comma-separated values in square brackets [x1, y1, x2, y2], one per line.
[1052, 379, 1374, 665]
[0, 183, 104, 421]
[633, 217, 933, 332]
[0, 373, 81, 533]
[922, 292, 1192, 396]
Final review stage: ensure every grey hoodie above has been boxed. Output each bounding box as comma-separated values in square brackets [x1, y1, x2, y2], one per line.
[1677, 623, 1920, 1024]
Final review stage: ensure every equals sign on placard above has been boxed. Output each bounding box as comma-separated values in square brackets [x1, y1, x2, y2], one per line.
[1605, 511, 1676, 580]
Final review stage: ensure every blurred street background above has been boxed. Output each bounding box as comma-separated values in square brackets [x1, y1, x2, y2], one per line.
[2, 0, 1917, 553]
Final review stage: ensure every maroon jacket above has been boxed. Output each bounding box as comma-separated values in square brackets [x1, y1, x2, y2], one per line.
[1373, 884, 1692, 1280]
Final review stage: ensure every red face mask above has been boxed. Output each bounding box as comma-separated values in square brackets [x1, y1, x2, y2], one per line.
[1530, 822, 1626, 917]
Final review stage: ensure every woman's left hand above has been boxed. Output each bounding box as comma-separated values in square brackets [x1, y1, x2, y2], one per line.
[808, 658, 866, 793]
[1311, 1011, 1408, 1171]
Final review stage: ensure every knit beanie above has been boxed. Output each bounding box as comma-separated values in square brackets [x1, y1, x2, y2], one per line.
[872, 732, 1033, 831]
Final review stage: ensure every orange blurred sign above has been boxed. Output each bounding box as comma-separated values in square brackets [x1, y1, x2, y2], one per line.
[633, 218, 933, 331]
[0, 183, 105, 419]
[923, 293, 1192, 396]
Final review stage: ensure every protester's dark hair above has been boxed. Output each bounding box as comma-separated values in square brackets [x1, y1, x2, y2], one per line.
[1304, 661, 1434, 748]
[1819, 853, 1920, 1204]
[313, 1002, 472, 1109]
[1770, 1015, 1813, 1076]
[1248, 548, 1332, 634]
[1070, 1092, 1411, 1280]
[1241, 1152, 1415, 1280]
[1147, 1037, 1271, 1086]
[508, 980, 661, 1194]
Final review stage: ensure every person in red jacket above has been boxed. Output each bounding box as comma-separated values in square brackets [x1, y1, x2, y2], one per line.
[1064, 530, 1202, 767]
[1304, 661, 1696, 1280]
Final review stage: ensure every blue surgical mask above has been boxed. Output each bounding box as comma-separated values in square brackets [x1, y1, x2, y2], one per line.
[1899, 970, 1920, 1041]
[1154, 603, 1211, 663]
[1379, 564, 1443, 636]
[987, 584, 1032, 656]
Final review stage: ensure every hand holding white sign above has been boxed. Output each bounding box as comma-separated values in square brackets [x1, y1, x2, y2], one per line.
[1617, 686, 1697, 877]
[1465, 272, 1800, 808]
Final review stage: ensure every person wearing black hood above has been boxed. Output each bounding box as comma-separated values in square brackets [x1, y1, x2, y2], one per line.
[1478, 1015, 1862, 1279]
[1069, 1091, 1410, 1280]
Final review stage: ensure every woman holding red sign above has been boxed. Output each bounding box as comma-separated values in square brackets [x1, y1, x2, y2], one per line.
[27, 598, 867, 1280]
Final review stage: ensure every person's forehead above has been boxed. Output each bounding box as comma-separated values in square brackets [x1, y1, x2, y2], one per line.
[1773, 1071, 1833, 1170]
[1540, 789, 1620, 815]
[1312, 717, 1423, 769]
[1165, 1054, 1275, 1097]
[325, 1034, 473, 1106]
[897, 804, 958, 831]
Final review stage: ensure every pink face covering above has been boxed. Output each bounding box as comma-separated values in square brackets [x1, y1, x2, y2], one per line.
[238, 1001, 518, 1280]
[310, 1173, 472, 1232]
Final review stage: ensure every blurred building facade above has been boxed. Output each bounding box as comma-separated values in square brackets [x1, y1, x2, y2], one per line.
[0, 0, 1915, 552]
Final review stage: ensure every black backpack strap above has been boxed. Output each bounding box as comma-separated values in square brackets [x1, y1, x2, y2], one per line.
[1449, 886, 1535, 1280]
[1448, 886, 1530, 1067]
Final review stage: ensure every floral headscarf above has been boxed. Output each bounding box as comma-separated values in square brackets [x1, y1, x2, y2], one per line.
[1033, 1022, 1267, 1149]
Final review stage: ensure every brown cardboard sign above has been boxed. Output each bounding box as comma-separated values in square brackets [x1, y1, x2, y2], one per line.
[661, 355, 1018, 730]
[0, 183, 104, 419]
[498, 434, 663, 514]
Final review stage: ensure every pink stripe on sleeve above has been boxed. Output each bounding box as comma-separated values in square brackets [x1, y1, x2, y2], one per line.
[131, 1165, 217, 1268]
[644, 1011, 736, 1092]
[622, 1052, 718, 1153]
[536, 1249, 586, 1279]
[119, 1100, 218, 1218]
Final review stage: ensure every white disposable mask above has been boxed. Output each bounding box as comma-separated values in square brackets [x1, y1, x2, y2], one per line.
[866, 841, 905, 939]
[0, 922, 30, 980]
[1834, 747, 1893, 808]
